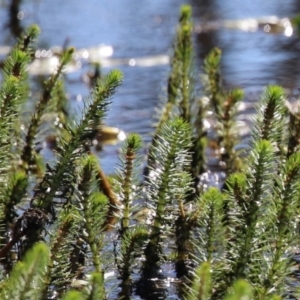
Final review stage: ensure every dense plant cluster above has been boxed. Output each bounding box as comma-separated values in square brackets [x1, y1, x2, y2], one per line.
[0, 4, 299, 300]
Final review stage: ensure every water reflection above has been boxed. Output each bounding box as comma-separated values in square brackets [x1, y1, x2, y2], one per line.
[190, 0, 300, 94]
[2, 0, 300, 172]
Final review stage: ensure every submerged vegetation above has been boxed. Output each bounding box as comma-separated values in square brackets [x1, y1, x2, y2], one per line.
[0, 4, 300, 300]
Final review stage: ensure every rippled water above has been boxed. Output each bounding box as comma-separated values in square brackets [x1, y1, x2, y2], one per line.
[1, 1, 300, 174]
[26, 0, 186, 173]
[192, 1, 300, 100]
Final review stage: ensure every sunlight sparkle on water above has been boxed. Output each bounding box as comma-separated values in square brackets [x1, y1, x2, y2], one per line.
[117, 130, 126, 141]
[264, 24, 271, 33]
[284, 25, 293, 37]
[81, 49, 89, 59]
[17, 11, 24, 20]
[129, 59, 136, 66]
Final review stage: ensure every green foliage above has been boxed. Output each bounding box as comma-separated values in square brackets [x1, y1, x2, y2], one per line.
[0, 25, 39, 254]
[118, 226, 148, 298]
[0, 242, 49, 300]
[0, 6, 300, 300]
[61, 273, 105, 300]
[202, 48, 244, 174]
[287, 101, 300, 157]
[75, 156, 108, 273]
[16, 24, 40, 53]
[252, 85, 286, 145]
[61, 291, 83, 300]
[149, 5, 205, 196]
[142, 117, 193, 279]
[223, 280, 253, 300]
[185, 262, 212, 300]
[31, 70, 122, 216]
[228, 140, 275, 279]
[0, 24, 123, 299]
[194, 187, 225, 263]
[165, 4, 194, 118]
[21, 48, 75, 175]
[116, 133, 143, 232]
[80, 272, 106, 300]
[41, 212, 76, 298]
[112, 133, 150, 298]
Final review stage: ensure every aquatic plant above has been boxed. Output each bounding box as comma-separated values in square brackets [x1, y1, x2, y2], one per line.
[142, 118, 193, 280]
[114, 133, 148, 298]
[202, 47, 244, 175]
[0, 5, 300, 300]
[148, 5, 205, 197]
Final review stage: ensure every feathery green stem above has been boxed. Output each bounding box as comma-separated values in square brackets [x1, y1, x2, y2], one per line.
[0, 243, 49, 300]
[118, 133, 142, 233]
[20, 48, 74, 172]
[185, 262, 212, 300]
[31, 70, 122, 217]
[143, 118, 192, 278]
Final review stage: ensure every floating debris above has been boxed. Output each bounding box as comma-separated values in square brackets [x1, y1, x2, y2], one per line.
[96, 125, 126, 145]
[194, 15, 294, 36]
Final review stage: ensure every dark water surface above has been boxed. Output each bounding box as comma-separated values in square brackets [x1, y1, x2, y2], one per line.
[192, 0, 300, 91]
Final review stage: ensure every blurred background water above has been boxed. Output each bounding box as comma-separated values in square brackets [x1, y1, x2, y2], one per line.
[1, 0, 300, 173]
